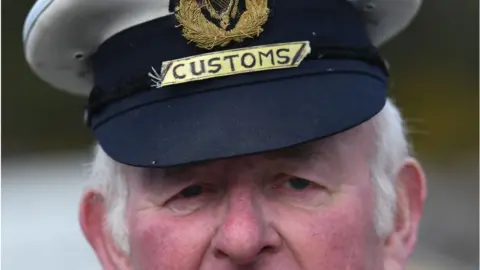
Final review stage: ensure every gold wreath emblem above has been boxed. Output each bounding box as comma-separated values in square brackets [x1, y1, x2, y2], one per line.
[174, 0, 270, 50]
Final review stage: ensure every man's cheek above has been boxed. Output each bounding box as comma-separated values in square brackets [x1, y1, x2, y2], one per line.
[128, 212, 175, 270]
[318, 190, 378, 269]
[278, 193, 375, 269]
[128, 210, 214, 270]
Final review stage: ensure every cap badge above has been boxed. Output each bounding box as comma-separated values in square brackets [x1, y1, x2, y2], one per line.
[149, 41, 311, 87]
[174, 0, 270, 50]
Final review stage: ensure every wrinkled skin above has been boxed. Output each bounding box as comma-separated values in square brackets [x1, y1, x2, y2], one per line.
[80, 122, 426, 270]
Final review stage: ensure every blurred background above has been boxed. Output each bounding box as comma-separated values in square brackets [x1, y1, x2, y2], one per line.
[2, 0, 479, 269]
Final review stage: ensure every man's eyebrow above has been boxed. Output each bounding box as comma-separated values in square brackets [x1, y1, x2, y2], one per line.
[140, 162, 204, 185]
[131, 167, 185, 191]
[127, 163, 183, 186]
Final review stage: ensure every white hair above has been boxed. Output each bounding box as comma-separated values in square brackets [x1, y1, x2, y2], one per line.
[370, 98, 410, 237]
[86, 145, 130, 253]
[85, 98, 410, 254]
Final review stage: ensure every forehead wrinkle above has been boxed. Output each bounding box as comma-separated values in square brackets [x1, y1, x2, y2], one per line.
[120, 164, 172, 192]
[135, 159, 231, 188]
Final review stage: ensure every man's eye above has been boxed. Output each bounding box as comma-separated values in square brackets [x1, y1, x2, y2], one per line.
[285, 177, 311, 190]
[271, 176, 329, 208]
[179, 185, 204, 198]
[166, 184, 218, 214]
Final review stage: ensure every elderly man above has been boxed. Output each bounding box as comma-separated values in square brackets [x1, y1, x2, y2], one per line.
[23, 0, 426, 269]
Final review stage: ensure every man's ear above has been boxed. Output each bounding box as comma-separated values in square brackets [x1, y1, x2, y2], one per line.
[79, 190, 131, 270]
[383, 158, 427, 270]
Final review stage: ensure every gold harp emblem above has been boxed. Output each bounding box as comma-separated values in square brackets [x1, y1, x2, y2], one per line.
[174, 0, 269, 50]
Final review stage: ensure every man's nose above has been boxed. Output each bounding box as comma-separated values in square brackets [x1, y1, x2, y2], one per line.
[211, 188, 281, 265]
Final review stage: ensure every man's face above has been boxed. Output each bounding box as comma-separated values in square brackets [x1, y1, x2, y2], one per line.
[81, 121, 425, 270]
[122, 124, 384, 270]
